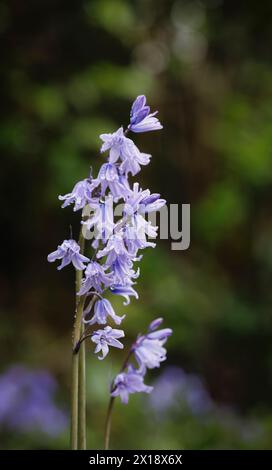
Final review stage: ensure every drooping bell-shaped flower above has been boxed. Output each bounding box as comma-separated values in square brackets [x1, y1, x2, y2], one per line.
[100, 127, 151, 176]
[109, 254, 140, 286]
[111, 366, 153, 404]
[58, 178, 97, 211]
[96, 163, 130, 200]
[83, 298, 125, 326]
[83, 196, 114, 243]
[96, 232, 130, 264]
[47, 239, 89, 271]
[132, 319, 172, 373]
[78, 261, 113, 295]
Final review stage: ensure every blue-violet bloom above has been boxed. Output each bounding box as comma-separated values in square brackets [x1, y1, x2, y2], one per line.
[100, 127, 151, 176]
[47, 239, 89, 271]
[110, 285, 139, 306]
[111, 366, 153, 404]
[84, 298, 125, 326]
[58, 178, 96, 211]
[129, 95, 163, 133]
[78, 261, 113, 296]
[133, 320, 172, 372]
[91, 326, 124, 360]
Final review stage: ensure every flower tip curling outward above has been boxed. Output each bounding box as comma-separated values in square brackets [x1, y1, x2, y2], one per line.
[83, 298, 125, 326]
[148, 317, 164, 332]
[129, 95, 163, 133]
[58, 178, 96, 212]
[47, 239, 89, 271]
[133, 319, 172, 372]
[99, 126, 151, 177]
[147, 328, 173, 342]
[110, 285, 139, 306]
[91, 326, 125, 360]
[111, 366, 153, 404]
[78, 261, 113, 296]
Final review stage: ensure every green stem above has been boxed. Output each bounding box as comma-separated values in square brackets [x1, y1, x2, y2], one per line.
[104, 348, 133, 450]
[78, 323, 86, 449]
[78, 293, 98, 449]
[70, 231, 86, 450]
[104, 396, 115, 451]
[70, 342, 79, 449]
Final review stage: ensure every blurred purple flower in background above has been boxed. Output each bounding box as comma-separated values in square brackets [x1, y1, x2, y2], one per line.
[0, 365, 68, 436]
[149, 366, 214, 417]
[147, 366, 264, 446]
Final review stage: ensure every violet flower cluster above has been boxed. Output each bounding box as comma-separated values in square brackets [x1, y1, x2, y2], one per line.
[47, 95, 172, 402]
[111, 318, 172, 404]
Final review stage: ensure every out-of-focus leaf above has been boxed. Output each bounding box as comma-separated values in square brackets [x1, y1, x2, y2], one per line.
[89, 63, 154, 99]
[71, 117, 116, 150]
[85, 0, 136, 42]
[194, 182, 247, 245]
[213, 95, 272, 186]
[31, 87, 66, 123]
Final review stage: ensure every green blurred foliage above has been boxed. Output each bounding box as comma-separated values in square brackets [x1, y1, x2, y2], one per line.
[1, 0, 272, 449]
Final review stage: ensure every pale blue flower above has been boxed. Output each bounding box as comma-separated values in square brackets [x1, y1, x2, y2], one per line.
[78, 261, 113, 295]
[47, 239, 89, 271]
[91, 326, 124, 360]
[110, 285, 139, 305]
[140, 193, 166, 214]
[96, 230, 141, 289]
[82, 197, 114, 242]
[100, 126, 126, 163]
[110, 318, 172, 404]
[84, 298, 125, 326]
[111, 366, 153, 404]
[123, 215, 158, 255]
[96, 232, 130, 263]
[123, 183, 165, 216]
[58, 178, 96, 211]
[119, 150, 151, 177]
[96, 163, 129, 200]
[134, 338, 167, 371]
[133, 319, 172, 372]
[100, 127, 151, 176]
[109, 254, 140, 286]
[129, 95, 163, 133]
